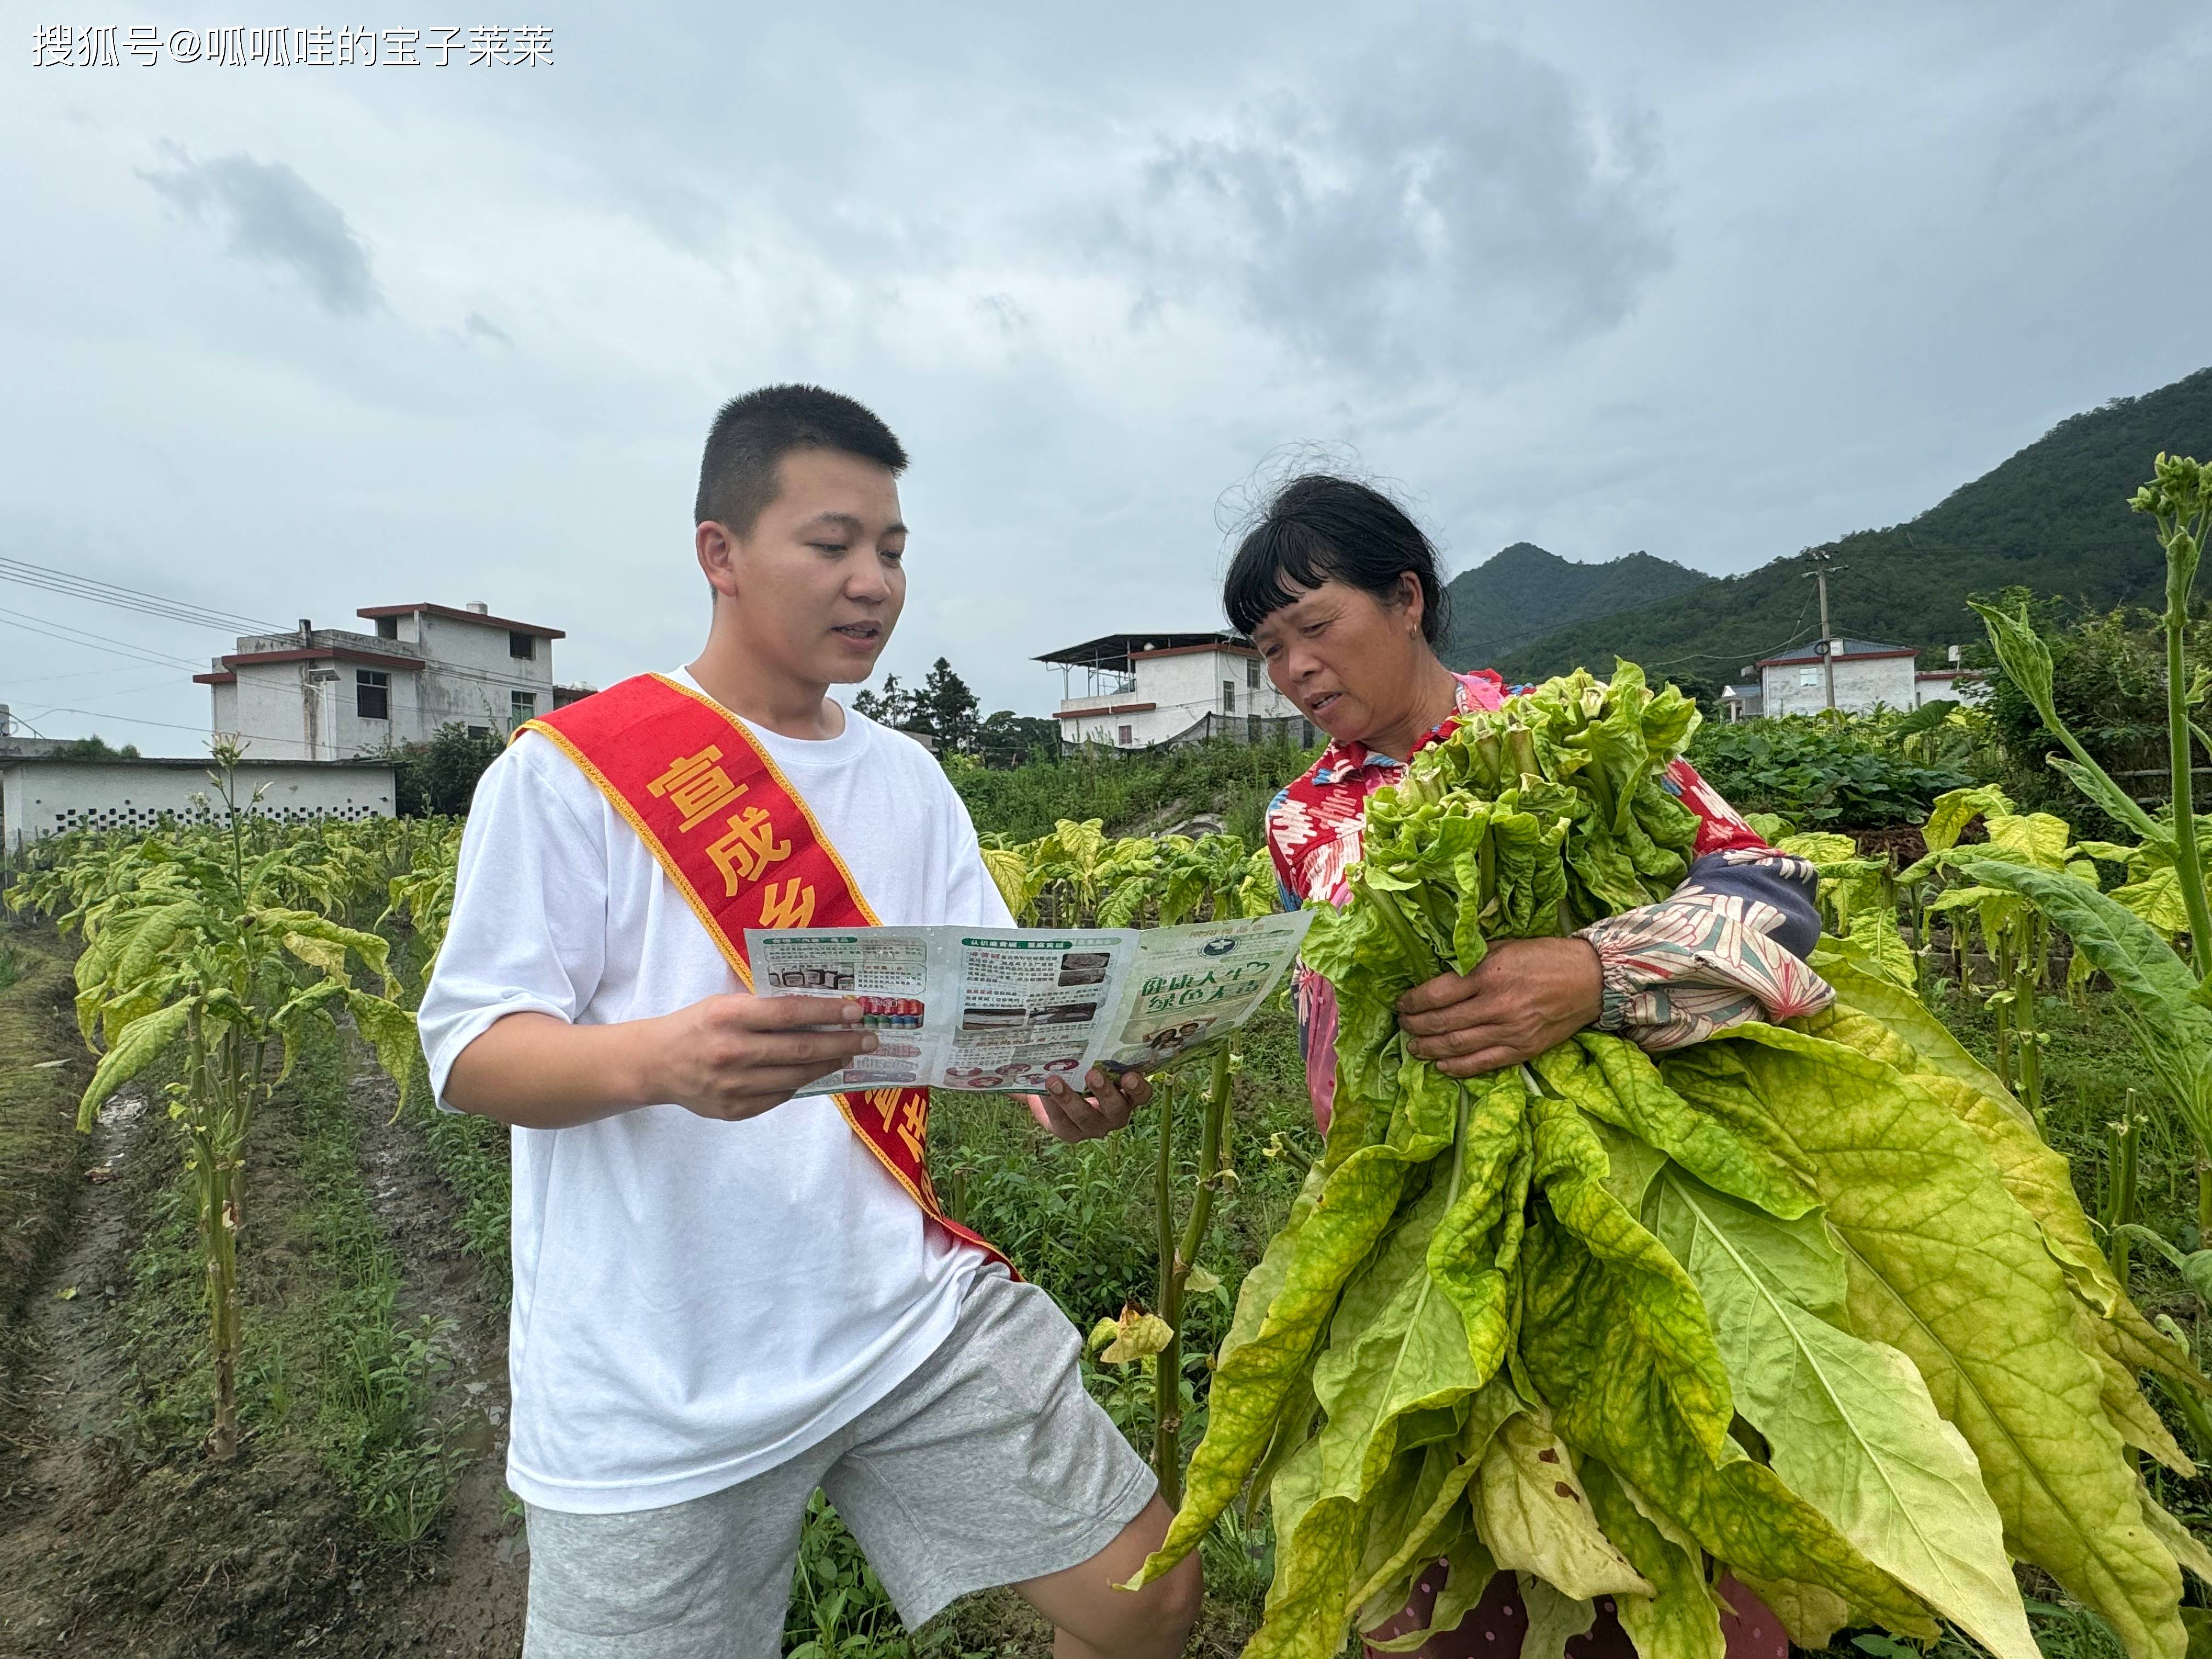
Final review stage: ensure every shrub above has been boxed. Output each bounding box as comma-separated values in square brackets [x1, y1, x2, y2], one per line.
[1687, 715, 1973, 827]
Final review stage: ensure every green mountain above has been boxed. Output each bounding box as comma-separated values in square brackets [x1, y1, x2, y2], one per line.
[1493, 364, 2212, 686]
[1441, 542, 1712, 669]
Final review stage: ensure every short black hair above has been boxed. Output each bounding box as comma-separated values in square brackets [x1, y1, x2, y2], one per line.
[693, 385, 908, 532]
[1222, 473, 1448, 645]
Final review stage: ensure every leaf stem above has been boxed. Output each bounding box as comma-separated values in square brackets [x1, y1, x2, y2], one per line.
[2165, 578, 2212, 980]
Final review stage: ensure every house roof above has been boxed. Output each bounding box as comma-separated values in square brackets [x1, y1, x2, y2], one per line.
[1035, 631, 1243, 673]
[1052, 702, 1158, 721]
[210, 645, 427, 675]
[1757, 637, 1914, 668]
[358, 602, 566, 639]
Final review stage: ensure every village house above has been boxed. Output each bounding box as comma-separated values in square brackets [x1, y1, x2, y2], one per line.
[194, 601, 582, 760]
[1729, 638, 1982, 720]
[1036, 631, 1313, 749]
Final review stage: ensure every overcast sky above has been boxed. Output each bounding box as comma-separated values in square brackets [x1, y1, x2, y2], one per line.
[6, 2, 2211, 751]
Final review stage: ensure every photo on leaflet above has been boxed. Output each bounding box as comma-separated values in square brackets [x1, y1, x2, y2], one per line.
[959, 999, 1098, 1031]
[1109, 1015, 1221, 1071]
[1056, 950, 1110, 988]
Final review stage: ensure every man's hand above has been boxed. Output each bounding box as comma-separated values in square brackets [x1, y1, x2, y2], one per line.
[650, 995, 882, 1122]
[1024, 1066, 1154, 1144]
[1397, 936, 1604, 1078]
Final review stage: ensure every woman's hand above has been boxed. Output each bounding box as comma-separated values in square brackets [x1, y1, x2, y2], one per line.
[1396, 937, 1604, 1077]
[1025, 1066, 1155, 1144]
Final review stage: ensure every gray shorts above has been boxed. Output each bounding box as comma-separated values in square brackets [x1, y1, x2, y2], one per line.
[520, 1271, 1156, 1657]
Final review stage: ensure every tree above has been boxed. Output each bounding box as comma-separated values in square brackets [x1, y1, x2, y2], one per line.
[919, 658, 981, 755]
[977, 709, 1060, 768]
[852, 673, 918, 729]
[384, 724, 505, 817]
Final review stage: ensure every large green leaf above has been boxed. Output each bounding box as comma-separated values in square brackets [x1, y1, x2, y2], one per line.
[1130, 1126, 1444, 1584]
[77, 998, 193, 1131]
[1651, 1167, 2035, 1659]
[1672, 1026, 2186, 1659]
[1517, 1208, 1933, 1635]
[1534, 1035, 1815, 1222]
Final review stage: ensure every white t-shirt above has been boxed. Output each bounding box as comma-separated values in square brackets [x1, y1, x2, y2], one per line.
[418, 674, 1013, 1514]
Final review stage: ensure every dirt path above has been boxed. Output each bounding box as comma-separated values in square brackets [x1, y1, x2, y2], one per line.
[0, 1019, 526, 1658]
[346, 1060, 526, 1657]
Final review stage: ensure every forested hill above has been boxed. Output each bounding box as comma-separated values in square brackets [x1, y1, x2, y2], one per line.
[1492, 364, 2212, 685]
[1440, 542, 1711, 668]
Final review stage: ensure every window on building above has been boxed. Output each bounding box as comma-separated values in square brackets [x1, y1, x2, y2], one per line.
[467, 725, 491, 739]
[1301, 719, 1316, 747]
[1118, 724, 1133, 746]
[509, 630, 536, 661]
[1246, 657, 1260, 690]
[511, 689, 537, 724]
[355, 669, 389, 721]
[375, 615, 399, 640]
[1222, 680, 1235, 715]
[1798, 668, 1820, 687]
[1246, 714, 1259, 743]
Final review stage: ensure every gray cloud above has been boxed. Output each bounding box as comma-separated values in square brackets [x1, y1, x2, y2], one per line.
[464, 312, 512, 346]
[139, 148, 380, 316]
[1124, 27, 1671, 378]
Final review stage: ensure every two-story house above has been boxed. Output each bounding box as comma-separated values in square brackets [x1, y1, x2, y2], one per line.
[1037, 630, 1312, 749]
[195, 601, 566, 760]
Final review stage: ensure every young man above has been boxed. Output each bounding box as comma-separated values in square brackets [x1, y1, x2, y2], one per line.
[420, 386, 1203, 1658]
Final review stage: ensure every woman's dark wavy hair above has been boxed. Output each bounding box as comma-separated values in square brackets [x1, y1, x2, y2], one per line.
[1221, 473, 1448, 646]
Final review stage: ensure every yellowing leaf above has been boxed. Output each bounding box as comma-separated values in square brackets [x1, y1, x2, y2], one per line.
[1475, 1408, 1650, 1599]
[77, 997, 192, 1132]
[1583, 1461, 1725, 1659]
[1672, 1025, 2186, 1659]
[1101, 1311, 1174, 1364]
[1651, 1167, 2034, 1659]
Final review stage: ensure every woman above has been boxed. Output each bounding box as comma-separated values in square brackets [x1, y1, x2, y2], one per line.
[1228, 475, 1821, 1659]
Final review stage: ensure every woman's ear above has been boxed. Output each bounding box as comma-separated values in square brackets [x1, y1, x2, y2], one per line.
[1398, 570, 1426, 637]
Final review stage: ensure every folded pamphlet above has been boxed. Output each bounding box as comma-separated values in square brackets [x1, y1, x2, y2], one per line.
[744, 911, 1314, 1094]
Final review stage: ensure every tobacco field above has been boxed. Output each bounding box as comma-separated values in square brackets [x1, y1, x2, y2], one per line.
[4, 458, 2212, 1659]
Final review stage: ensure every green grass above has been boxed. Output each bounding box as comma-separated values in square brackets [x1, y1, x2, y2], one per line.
[399, 1049, 512, 1292]
[0, 931, 87, 1330]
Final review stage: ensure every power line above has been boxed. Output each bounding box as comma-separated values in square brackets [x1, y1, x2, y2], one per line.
[0, 555, 281, 634]
[0, 608, 207, 672]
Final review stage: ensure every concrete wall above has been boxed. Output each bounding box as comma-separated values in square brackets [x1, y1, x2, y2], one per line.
[414, 614, 556, 737]
[2, 759, 396, 855]
[1760, 654, 1917, 718]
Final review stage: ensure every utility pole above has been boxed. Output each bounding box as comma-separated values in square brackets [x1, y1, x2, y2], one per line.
[1803, 546, 1846, 712]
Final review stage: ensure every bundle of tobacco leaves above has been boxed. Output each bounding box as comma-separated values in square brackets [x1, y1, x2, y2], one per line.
[1126, 663, 2212, 1659]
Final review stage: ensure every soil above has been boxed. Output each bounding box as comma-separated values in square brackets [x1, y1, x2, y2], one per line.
[0, 945, 527, 1658]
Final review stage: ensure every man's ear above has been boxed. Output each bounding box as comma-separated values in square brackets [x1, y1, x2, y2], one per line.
[697, 520, 743, 603]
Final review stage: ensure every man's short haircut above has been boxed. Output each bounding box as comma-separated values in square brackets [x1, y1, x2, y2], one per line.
[693, 385, 908, 533]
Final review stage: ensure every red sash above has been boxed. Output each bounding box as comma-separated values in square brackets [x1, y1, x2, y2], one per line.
[521, 673, 1007, 1272]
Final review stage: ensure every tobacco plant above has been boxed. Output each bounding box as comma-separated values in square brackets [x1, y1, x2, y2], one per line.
[17, 745, 420, 1457]
[1962, 454, 2212, 1226]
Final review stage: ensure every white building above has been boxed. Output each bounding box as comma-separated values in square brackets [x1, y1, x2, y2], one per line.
[1, 757, 394, 855]
[195, 602, 569, 760]
[1756, 638, 1923, 718]
[1037, 631, 1313, 749]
